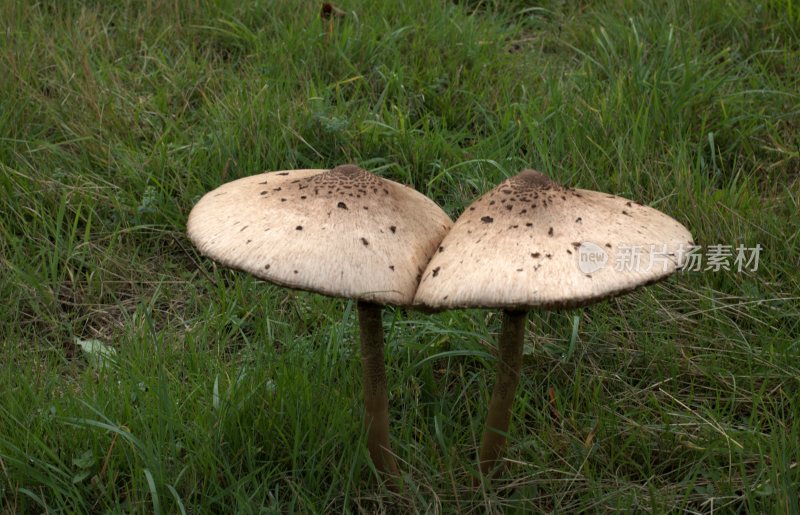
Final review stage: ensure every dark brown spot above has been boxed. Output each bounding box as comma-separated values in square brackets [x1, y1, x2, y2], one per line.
[520, 209, 527, 214]
[432, 267, 441, 277]
[526, 223, 533, 227]
[585, 274, 592, 278]
[605, 243, 612, 248]
[516, 268, 523, 272]
[390, 226, 397, 233]
[546, 253, 552, 259]
[566, 249, 572, 254]
[363, 206, 369, 210]
[389, 265, 395, 271]
[260, 191, 267, 195]
[281, 198, 286, 202]
[294, 270, 298, 274]
[548, 227, 554, 236]
[469, 207, 476, 211]
[277, 172, 289, 176]
[361, 237, 369, 246]
[506, 205, 513, 211]
[626, 201, 632, 207]
[239, 225, 248, 232]
[489, 201, 496, 206]
[264, 264, 270, 269]
[296, 226, 303, 231]
[246, 239, 252, 244]
[572, 242, 581, 248]
[273, 187, 282, 191]
[531, 252, 540, 258]
[481, 216, 494, 224]
[575, 217, 582, 223]
[337, 202, 348, 209]
[438, 246, 444, 253]
[622, 210, 630, 216]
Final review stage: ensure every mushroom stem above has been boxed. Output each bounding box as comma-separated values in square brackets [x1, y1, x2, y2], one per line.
[478, 309, 527, 477]
[357, 301, 400, 480]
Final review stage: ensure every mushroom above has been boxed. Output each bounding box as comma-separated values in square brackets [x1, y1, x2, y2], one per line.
[413, 169, 693, 478]
[187, 164, 452, 480]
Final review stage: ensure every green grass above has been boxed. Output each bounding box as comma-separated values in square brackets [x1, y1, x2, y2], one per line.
[1, 0, 799, 512]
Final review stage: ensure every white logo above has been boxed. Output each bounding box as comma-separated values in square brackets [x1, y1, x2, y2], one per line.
[577, 242, 608, 273]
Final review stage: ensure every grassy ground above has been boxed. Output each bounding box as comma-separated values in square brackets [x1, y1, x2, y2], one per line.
[1, 0, 799, 512]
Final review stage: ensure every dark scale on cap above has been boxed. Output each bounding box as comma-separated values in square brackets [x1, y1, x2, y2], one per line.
[531, 252, 540, 258]
[264, 264, 271, 269]
[296, 226, 303, 231]
[296, 164, 387, 200]
[481, 216, 494, 224]
[432, 266, 441, 277]
[438, 246, 445, 253]
[390, 225, 397, 233]
[575, 217, 582, 223]
[389, 265, 395, 271]
[260, 191, 267, 195]
[337, 202, 348, 209]
[361, 237, 369, 246]
[548, 227, 554, 236]
[622, 210, 631, 216]
[239, 225, 249, 232]
[510, 169, 561, 192]
[277, 172, 289, 176]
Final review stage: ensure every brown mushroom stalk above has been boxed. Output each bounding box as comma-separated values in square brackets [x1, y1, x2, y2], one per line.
[478, 309, 526, 476]
[357, 301, 400, 477]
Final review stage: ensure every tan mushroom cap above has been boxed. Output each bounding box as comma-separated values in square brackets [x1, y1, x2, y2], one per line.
[188, 165, 453, 306]
[413, 169, 693, 310]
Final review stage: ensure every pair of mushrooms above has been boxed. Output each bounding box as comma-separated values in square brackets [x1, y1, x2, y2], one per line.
[187, 165, 692, 483]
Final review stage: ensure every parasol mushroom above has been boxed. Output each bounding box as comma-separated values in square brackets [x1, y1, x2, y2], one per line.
[187, 164, 452, 481]
[413, 169, 693, 478]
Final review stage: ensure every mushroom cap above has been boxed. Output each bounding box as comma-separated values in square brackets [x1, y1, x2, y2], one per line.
[413, 169, 693, 311]
[187, 165, 453, 306]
